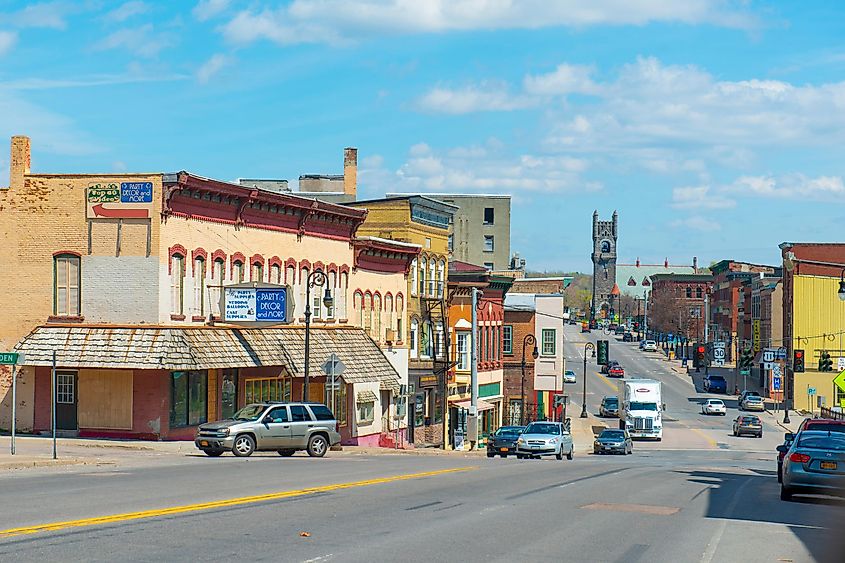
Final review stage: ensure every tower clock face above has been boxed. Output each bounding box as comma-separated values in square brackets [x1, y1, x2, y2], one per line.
[600, 240, 612, 253]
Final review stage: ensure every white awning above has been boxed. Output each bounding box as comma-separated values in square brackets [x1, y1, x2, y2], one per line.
[449, 398, 495, 412]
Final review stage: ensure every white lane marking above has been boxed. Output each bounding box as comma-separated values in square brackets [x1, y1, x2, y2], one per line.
[700, 479, 751, 563]
[303, 555, 334, 563]
[712, 518, 826, 531]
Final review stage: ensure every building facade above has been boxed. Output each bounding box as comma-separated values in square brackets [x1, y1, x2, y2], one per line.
[502, 297, 537, 426]
[591, 210, 618, 319]
[648, 273, 714, 343]
[387, 193, 512, 271]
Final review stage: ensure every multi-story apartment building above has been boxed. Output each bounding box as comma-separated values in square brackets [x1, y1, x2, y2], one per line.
[387, 193, 511, 271]
[648, 273, 714, 343]
[348, 195, 457, 447]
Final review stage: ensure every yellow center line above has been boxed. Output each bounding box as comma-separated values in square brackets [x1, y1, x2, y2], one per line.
[689, 427, 719, 448]
[0, 466, 476, 539]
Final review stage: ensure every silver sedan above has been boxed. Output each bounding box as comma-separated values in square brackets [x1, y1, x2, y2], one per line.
[515, 421, 574, 460]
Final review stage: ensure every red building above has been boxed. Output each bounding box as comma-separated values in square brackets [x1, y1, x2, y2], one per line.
[648, 273, 714, 343]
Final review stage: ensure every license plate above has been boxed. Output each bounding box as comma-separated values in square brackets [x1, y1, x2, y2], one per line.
[500, 447, 508, 452]
[821, 461, 837, 470]
[200, 440, 209, 447]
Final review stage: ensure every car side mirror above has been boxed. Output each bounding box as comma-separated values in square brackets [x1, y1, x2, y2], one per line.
[263, 416, 274, 424]
[776, 445, 788, 454]
[784, 432, 794, 441]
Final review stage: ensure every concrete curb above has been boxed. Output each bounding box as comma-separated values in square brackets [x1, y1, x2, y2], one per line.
[0, 458, 90, 471]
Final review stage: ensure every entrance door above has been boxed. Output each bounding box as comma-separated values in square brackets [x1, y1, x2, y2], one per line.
[55, 371, 78, 430]
[221, 369, 238, 419]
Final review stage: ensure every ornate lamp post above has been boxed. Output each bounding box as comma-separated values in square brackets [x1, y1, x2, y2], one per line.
[580, 342, 595, 418]
[303, 269, 333, 401]
[520, 334, 538, 426]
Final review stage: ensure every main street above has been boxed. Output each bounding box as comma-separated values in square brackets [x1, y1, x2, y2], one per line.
[1, 333, 841, 563]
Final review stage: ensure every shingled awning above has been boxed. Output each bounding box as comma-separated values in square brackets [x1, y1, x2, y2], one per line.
[13, 325, 400, 392]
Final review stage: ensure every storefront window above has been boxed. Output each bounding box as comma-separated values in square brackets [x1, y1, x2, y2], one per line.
[170, 371, 208, 427]
[325, 381, 347, 427]
[433, 388, 443, 424]
[414, 393, 425, 427]
[244, 377, 290, 404]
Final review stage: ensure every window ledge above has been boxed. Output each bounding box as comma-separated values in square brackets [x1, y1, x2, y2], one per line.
[191, 316, 206, 323]
[170, 314, 186, 321]
[47, 315, 84, 323]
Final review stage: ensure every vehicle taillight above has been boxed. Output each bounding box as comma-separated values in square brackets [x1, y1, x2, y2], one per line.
[789, 452, 810, 463]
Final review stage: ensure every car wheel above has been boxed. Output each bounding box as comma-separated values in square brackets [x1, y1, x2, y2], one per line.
[232, 434, 255, 457]
[757, 433, 763, 438]
[517, 454, 525, 459]
[777, 466, 782, 483]
[307, 434, 329, 457]
[277, 449, 295, 457]
[487, 452, 495, 458]
[204, 449, 224, 457]
[556, 451, 563, 460]
[780, 485, 793, 501]
[567, 447, 573, 460]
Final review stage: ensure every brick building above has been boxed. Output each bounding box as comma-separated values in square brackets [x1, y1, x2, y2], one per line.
[502, 297, 536, 426]
[0, 136, 413, 445]
[648, 273, 714, 343]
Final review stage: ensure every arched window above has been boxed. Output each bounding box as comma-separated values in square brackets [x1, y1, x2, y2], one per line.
[438, 260, 446, 298]
[410, 259, 418, 296]
[286, 265, 296, 286]
[194, 256, 206, 317]
[410, 318, 418, 358]
[353, 291, 364, 327]
[326, 271, 337, 319]
[363, 292, 373, 335]
[686, 287, 692, 298]
[696, 286, 703, 299]
[54, 254, 80, 316]
[435, 322, 444, 358]
[299, 267, 309, 317]
[421, 320, 432, 358]
[373, 294, 382, 340]
[419, 257, 427, 296]
[338, 271, 349, 319]
[429, 260, 436, 296]
[270, 264, 281, 284]
[395, 294, 404, 342]
[251, 261, 263, 282]
[171, 253, 186, 315]
[232, 260, 244, 283]
[385, 294, 394, 338]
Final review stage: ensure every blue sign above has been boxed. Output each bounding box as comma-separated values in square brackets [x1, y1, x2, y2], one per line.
[120, 182, 153, 203]
[776, 349, 787, 360]
[255, 289, 287, 322]
[773, 376, 781, 391]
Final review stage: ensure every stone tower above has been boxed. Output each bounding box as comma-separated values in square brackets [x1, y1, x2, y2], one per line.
[591, 210, 618, 319]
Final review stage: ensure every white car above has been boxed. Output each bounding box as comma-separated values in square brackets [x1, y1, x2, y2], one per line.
[741, 395, 766, 412]
[642, 340, 658, 352]
[564, 369, 576, 384]
[701, 399, 727, 416]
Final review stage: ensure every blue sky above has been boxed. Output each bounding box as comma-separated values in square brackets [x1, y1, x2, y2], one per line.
[1, 1, 843, 272]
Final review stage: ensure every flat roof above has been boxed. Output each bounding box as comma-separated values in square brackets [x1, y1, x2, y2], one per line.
[386, 192, 511, 199]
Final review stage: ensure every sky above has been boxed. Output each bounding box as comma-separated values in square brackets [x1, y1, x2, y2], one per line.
[1, 0, 843, 272]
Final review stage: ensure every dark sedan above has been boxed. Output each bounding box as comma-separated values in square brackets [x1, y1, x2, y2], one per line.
[594, 429, 633, 455]
[486, 426, 525, 458]
[601, 360, 619, 374]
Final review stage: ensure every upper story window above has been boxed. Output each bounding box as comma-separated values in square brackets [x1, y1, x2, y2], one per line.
[410, 259, 418, 296]
[419, 257, 427, 295]
[483, 207, 494, 225]
[541, 328, 556, 356]
[213, 258, 225, 282]
[686, 287, 692, 298]
[410, 319, 419, 359]
[54, 254, 80, 316]
[270, 264, 281, 285]
[448, 234, 453, 252]
[484, 262, 494, 271]
[194, 257, 206, 317]
[428, 260, 436, 296]
[696, 287, 703, 299]
[232, 260, 244, 283]
[502, 325, 513, 355]
[484, 235, 494, 252]
[456, 332, 469, 370]
[170, 254, 185, 315]
[251, 262, 263, 282]
[437, 260, 445, 298]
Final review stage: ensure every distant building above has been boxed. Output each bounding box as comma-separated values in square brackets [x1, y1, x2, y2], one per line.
[616, 257, 699, 300]
[387, 193, 512, 271]
[648, 273, 714, 342]
[510, 276, 574, 294]
[591, 210, 618, 319]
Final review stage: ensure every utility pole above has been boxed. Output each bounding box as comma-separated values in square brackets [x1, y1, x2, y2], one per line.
[469, 287, 480, 450]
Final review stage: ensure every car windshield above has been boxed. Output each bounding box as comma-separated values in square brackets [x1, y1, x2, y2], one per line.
[709, 376, 726, 382]
[565, 371, 575, 375]
[232, 405, 266, 421]
[741, 417, 760, 424]
[524, 423, 561, 435]
[797, 433, 845, 451]
[645, 341, 655, 345]
[600, 431, 625, 440]
[630, 402, 658, 411]
[495, 426, 524, 437]
[604, 398, 618, 405]
[804, 423, 845, 433]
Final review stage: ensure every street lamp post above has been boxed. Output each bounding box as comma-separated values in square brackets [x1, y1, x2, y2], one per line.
[303, 269, 333, 402]
[776, 345, 789, 424]
[520, 334, 538, 426]
[580, 342, 595, 418]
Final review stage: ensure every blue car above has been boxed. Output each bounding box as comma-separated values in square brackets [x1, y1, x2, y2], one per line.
[703, 374, 727, 393]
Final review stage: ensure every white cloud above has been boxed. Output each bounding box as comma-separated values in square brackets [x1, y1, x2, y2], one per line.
[523, 64, 601, 96]
[729, 174, 845, 199]
[104, 1, 149, 23]
[1, 72, 189, 90]
[671, 185, 735, 209]
[196, 53, 230, 83]
[5, 2, 72, 29]
[0, 31, 17, 56]
[670, 216, 722, 231]
[95, 24, 174, 57]
[221, 0, 755, 45]
[416, 84, 534, 114]
[193, 0, 230, 22]
[360, 141, 597, 194]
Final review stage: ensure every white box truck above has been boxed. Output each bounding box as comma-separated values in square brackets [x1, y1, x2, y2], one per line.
[618, 379, 664, 440]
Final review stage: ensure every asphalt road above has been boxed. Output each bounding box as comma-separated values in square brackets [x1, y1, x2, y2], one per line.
[1, 328, 842, 562]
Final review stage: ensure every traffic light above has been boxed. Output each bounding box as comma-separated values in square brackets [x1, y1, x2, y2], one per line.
[819, 350, 832, 372]
[633, 321, 640, 331]
[695, 344, 706, 368]
[793, 349, 805, 373]
[739, 348, 754, 369]
[597, 340, 609, 365]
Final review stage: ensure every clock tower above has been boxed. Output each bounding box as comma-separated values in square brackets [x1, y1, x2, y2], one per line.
[591, 210, 618, 320]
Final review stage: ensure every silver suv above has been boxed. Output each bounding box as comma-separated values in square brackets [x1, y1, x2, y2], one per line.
[195, 402, 341, 458]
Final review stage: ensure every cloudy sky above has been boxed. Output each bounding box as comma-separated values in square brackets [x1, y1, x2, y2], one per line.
[1, 1, 842, 271]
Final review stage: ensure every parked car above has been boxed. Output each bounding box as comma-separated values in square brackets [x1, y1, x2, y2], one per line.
[738, 390, 761, 404]
[733, 415, 763, 438]
[515, 421, 573, 460]
[703, 375, 728, 393]
[796, 417, 845, 434]
[614, 326, 626, 335]
[780, 430, 845, 501]
[593, 428, 633, 455]
[642, 340, 658, 352]
[608, 364, 625, 378]
[741, 395, 765, 412]
[564, 369, 577, 384]
[581, 322, 591, 333]
[599, 396, 619, 417]
[601, 360, 619, 374]
[622, 332, 634, 342]
[701, 399, 727, 416]
[195, 402, 341, 458]
[486, 425, 525, 458]
[777, 432, 796, 483]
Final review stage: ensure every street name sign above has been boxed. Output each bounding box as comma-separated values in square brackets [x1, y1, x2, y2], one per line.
[740, 368, 751, 376]
[0, 352, 20, 365]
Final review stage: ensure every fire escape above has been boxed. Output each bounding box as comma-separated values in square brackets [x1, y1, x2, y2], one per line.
[421, 275, 451, 448]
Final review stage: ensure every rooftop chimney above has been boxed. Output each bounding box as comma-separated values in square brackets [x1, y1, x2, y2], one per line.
[7, 135, 31, 191]
[343, 147, 357, 198]
[693, 256, 698, 271]
[664, 257, 669, 268]
[636, 257, 640, 267]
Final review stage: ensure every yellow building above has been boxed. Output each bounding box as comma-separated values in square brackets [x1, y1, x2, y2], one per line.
[349, 196, 457, 447]
[780, 242, 845, 411]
